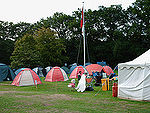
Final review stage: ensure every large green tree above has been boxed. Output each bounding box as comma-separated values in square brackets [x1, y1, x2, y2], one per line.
[34, 27, 68, 67]
[10, 34, 40, 69]
[11, 27, 67, 69]
[126, 0, 150, 50]
[38, 12, 81, 65]
[115, 0, 150, 63]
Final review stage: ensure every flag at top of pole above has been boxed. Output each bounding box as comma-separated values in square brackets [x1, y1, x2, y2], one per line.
[80, 7, 83, 28]
[80, 2, 85, 37]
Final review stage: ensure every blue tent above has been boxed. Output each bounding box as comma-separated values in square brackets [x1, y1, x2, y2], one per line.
[61, 66, 70, 74]
[69, 63, 77, 74]
[0, 63, 16, 82]
[85, 62, 92, 66]
[14, 68, 25, 75]
[69, 65, 77, 74]
[97, 62, 106, 66]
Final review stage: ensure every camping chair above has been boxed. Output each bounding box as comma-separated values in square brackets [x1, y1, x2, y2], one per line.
[85, 76, 94, 91]
[93, 72, 102, 86]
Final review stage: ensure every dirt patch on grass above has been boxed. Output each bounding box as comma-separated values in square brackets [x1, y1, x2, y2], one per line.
[15, 94, 78, 101]
[0, 91, 22, 95]
[50, 94, 78, 100]
[15, 94, 79, 102]
[43, 103, 53, 106]
[0, 91, 32, 95]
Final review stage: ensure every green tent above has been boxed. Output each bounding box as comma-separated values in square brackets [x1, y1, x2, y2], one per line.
[61, 66, 70, 74]
[0, 63, 16, 82]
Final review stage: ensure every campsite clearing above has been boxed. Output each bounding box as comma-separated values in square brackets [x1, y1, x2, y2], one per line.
[0, 78, 150, 113]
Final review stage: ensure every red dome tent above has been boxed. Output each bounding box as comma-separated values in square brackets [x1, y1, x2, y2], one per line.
[102, 66, 114, 76]
[69, 66, 87, 79]
[45, 66, 68, 82]
[85, 64, 103, 75]
[11, 68, 42, 86]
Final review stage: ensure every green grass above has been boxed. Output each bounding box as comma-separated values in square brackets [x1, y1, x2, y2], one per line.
[0, 77, 150, 113]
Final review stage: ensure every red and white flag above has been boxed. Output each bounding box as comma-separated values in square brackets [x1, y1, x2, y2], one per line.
[80, 6, 84, 36]
[80, 7, 84, 28]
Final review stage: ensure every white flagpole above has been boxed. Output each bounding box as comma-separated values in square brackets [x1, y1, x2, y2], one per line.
[82, 2, 86, 67]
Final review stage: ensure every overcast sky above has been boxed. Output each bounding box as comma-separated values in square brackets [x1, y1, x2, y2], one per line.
[0, 0, 136, 23]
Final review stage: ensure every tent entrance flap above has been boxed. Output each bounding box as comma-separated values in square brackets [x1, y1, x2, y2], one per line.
[19, 70, 34, 86]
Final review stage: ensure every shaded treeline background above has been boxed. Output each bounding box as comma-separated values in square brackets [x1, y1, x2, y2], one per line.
[0, 0, 149, 69]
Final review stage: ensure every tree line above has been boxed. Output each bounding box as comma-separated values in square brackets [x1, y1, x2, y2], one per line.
[0, 0, 149, 69]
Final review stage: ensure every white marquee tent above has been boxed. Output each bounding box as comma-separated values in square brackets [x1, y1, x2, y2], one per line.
[118, 49, 150, 101]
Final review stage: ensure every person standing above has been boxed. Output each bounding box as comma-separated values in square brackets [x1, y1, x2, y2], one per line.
[78, 71, 82, 81]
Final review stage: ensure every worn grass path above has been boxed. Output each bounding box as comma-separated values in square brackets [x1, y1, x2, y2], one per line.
[0, 78, 150, 113]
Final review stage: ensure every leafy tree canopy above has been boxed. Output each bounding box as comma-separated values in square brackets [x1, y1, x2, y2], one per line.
[10, 27, 67, 69]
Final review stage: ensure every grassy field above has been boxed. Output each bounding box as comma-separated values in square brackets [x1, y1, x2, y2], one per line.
[0, 77, 150, 113]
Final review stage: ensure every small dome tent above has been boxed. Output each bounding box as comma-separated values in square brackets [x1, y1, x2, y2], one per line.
[102, 66, 114, 76]
[11, 68, 42, 86]
[69, 66, 88, 79]
[85, 64, 103, 75]
[0, 63, 16, 82]
[45, 66, 68, 82]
